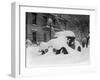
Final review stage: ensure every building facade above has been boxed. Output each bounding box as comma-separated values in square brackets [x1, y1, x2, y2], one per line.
[26, 12, 67, 43]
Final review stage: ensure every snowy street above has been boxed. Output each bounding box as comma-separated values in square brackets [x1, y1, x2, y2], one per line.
[26, 30, 89, 67]
[25, 12, 90, 68]
[26, 45, 89, 67]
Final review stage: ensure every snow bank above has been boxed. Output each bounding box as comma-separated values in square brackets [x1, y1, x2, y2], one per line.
[54, 30, 75, 37]
[48, 36, 67, 49]
[26, 30, 80, 56]
[39, 42, 49, 51]
[26, 46, 41, 57]
[26, 30, 89, 67]
[26, 39, 33, 47]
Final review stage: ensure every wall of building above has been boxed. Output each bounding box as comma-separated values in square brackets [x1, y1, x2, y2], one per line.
[26, 13, 56, 43]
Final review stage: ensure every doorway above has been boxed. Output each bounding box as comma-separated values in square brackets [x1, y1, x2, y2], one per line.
[44, 33, 47, 42]
[32, 31, 37, 43]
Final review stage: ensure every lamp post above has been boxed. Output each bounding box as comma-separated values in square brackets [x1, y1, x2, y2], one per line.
[47, 17, 53, 40]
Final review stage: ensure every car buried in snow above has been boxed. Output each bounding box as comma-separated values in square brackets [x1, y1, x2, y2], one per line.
[39, 30, 82, 55]
[53, 30, 82, 53]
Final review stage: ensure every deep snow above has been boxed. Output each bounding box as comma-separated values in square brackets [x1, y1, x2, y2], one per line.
[26, 31, 89, 67]
[26, 41, 89, 68]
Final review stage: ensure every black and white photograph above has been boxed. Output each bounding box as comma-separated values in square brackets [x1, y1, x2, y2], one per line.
[25, 12, 90, 67]
[10, 1, 98, 78]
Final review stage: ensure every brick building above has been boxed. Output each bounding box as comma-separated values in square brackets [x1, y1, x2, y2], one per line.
[26, 12, 67, 43]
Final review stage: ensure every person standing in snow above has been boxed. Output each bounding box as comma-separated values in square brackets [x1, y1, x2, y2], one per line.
[82, 37, 87, 48]
[86, 34, 90, 48]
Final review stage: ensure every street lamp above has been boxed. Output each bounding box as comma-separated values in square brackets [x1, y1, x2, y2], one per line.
[47, 17, 53, 40]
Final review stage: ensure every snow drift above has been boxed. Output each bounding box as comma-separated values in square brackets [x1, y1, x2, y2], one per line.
[26, 30, 89, 67]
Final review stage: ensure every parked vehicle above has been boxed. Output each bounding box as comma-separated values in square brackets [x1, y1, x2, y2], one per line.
[38, 30, 82, 55]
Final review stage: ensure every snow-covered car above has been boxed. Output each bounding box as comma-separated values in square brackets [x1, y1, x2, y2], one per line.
[74, 40, 82, 52]
[63, 31, 82, 52]
[54, 30, 76, 49]
[54, 30, 76, 50]
[38, 30, 82, 55]
[53, 30, 82, 54]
